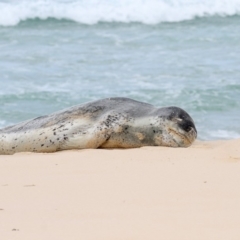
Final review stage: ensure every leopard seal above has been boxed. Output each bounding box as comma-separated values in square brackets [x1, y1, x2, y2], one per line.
[0, 97, 197, 155]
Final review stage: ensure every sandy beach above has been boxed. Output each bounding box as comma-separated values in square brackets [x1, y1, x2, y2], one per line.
[0, 139, 240, 240]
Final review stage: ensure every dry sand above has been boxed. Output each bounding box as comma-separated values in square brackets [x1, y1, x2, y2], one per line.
[0, 139, 240, 240]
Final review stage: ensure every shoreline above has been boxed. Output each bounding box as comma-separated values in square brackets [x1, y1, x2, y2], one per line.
[0, 139, 240, 239]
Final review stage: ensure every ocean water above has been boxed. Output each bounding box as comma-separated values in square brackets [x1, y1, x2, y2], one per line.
[0, 0, 240, 140]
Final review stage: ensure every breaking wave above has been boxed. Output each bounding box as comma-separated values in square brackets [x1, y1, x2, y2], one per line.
[1, 0, 240, 26]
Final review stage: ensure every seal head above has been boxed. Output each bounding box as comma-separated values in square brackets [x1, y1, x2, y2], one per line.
[152, 106, 197, 147]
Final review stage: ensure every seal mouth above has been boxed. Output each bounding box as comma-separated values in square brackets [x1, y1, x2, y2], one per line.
[168, 128, 193, 147]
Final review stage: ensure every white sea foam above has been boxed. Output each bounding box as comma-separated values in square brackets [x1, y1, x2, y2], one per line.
[207, 130, 240, 140]
[0, 0, 240, 26]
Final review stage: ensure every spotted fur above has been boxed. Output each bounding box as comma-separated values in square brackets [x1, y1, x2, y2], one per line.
[0, 97, 197, 155]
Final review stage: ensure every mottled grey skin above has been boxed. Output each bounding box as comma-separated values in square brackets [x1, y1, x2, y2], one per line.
[0, 97, 197, 155]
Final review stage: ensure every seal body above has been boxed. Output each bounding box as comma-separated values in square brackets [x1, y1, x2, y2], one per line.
[0, 97, 197, 155]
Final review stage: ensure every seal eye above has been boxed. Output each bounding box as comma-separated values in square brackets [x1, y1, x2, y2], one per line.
[175, 118, 182, 122]
[171, 117, 183, 123]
